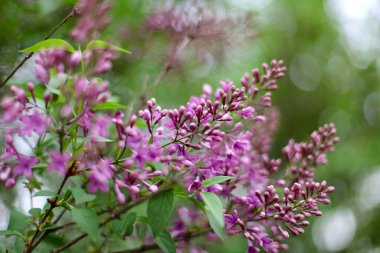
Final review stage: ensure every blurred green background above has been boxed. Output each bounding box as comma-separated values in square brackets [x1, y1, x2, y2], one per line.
[1, 0, 380, 252]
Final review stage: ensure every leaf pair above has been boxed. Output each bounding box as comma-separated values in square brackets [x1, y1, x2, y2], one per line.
[20, 39, 130, 54]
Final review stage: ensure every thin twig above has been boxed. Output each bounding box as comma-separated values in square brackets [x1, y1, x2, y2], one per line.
[24, 163, 75, 253]
[50, 184, 174, 253]
[110, 230, 209, 253]
[0, 4, 78, 89]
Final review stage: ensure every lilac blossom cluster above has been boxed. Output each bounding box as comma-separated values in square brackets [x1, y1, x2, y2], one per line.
[145, 0, 254, 69]
[0, 48, 338, 252]
[0, 2, 338, 252]
[70, 0, 111, 43]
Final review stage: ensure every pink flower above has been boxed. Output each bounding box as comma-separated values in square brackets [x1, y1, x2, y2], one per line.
[13, 155, 38, 179]
[48, 152, 72, 175]
[19, 110, 50, 136]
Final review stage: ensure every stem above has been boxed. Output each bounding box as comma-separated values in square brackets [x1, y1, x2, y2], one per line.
[0, 4, 78, 89]
[24, 163, 75, 253]
[111, 230, 209, 253]
[50, 184, 174, 253]
[160, 128, 204, 148]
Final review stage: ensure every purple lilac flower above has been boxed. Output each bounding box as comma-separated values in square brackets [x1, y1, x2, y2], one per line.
[13, 155, 38, 179]
[19, 110, 50, 136]
[48, 152, 72, 175]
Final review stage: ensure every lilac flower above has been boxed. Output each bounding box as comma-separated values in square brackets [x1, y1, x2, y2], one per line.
[88, 158, 115, 193]
[48, 152, 72, 175]
[70, 0, 110, 43]
[13, 155, 38, 179]
[19, 110, 50, 136]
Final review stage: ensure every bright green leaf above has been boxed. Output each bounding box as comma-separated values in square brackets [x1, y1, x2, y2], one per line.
[72, 207, 99, 240]
[121, 212, 137, 237]
[20, 39, 75, 53]
[147, 189, 174, 237]
[85, 40, 131, 54]
[45, 84, 63, 96]
[200, 192, 225, 240]
[201, 176, 234, 188]
[72, 187, 97, 204]
[33, 190, 57, 197]
[155, 229, 176, 253]
[95, 136, 114, 142]
[32, 163, 48, 170]
[91, 101, 127, 110]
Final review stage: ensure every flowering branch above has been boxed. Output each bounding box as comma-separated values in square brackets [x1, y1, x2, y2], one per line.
[0, 3, 78, 89]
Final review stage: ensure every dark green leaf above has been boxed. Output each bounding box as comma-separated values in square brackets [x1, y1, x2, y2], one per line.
[33, 190, 57, 197]
[91, 101, 127, 110]
[121, 212, 137, 237]
[147, 189, 174, 237]
[85, 40, 131, 54]
[72, 207, 99, 240]
[201, 176, 234, 188]
[200, 192, 225, 240]
[72, 187, 97, 204]
[155, 229, 176, 253]
[63, 189, 72, 201]
[20, 39, 75, 53]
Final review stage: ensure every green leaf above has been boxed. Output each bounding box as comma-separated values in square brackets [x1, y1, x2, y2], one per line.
[0, 230, 24, 239]
[41, 223, 60, 231]
[63, 189, 72, 201]
[85, 40, 131, 54]
[155, 229, 176, 253]
[201, 176, 234, 188]
[45, 84, 63, 96]
[32, 163, 48, 170]
[28, 208, 41, 218]
[72, 187, 97, 204]
[91, 101, 127, 110]
[20, 39, 75, 53]
[95, 136, 114, 142]
[147, 189, 174, 237]
[121, 212, 137, 237]
[200, 192, 225, 240]
[148, 135, 154, 144]
[72, 207, 99, 240]
[33, 190, 57, 197]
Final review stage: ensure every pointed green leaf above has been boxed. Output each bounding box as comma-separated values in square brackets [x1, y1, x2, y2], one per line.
[95, 136, 114, 142]
[121, 212, 137, 237]
[0, 230, 25, 239]
[28, 208, 42, 218]
[72, 187, 97, 204]
[91, 101, 127, 110]
[33, 190, 57, 197]
[200, 192, 225, 240]
[155, 229, 176, 253]
[147, 189, 174, 237]
[72, 207, 99, 240]
[20, 39, 75, 53]
[85, 40, 131, 54]
[201, 176, 234, 188]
